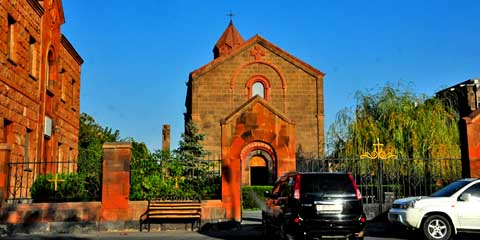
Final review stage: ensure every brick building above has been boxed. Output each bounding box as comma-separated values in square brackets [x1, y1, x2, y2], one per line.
[437, 78, 480, 178]
[0, 0, 83, 202]
[185, 21, 324, 221]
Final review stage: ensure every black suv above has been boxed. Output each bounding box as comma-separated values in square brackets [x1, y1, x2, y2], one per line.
[262, 172, 366, 240]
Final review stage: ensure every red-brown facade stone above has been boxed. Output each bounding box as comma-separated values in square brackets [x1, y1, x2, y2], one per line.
[101, 142, 131, 221]
[463, 109, 480, 178]
[0, 0, 82, 202]
[187, 25, 324, 158]
[0, 143, 228, 228]
[0, 143, 11, 204]
[2, 202, 101, 224]
[221, 96, 296, 220]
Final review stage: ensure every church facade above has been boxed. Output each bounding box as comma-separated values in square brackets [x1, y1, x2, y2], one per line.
[185, 22, 324, 220]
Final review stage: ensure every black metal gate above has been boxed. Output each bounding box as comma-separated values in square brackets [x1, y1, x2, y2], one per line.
[297, 157, 462, 204]
[6, 160, 77, 203]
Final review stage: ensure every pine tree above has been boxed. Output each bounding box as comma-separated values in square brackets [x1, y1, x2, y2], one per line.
[174, 120, 207, 161]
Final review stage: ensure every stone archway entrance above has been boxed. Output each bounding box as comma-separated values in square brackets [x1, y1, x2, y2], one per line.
[241, 142, 276, 186]
[220, 97, 296, 221]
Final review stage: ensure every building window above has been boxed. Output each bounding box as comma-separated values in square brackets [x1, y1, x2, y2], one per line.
[25, 129, 33, 171]
[246, 75, 271, 100]
[46, 50, 56, 89]
[71, 79, 77, 111]
[60, 68, 66, 102]
[68, 147, 75, 172]
[29, 36, 37, 79]
[25, 129, 31, 161]
[58, 142, 64, 173]
[7, 15, 16, 62]
[2, 119, 13, 144]
[252, 82, 265, 98]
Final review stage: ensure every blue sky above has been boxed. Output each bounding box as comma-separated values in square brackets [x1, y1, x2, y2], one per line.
[61, 0, 480, 151]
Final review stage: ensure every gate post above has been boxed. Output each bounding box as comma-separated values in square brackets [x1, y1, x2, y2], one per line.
[463, 113, 480, 178]
[101, 142, 132, 221]
[0, 143, 11, 207]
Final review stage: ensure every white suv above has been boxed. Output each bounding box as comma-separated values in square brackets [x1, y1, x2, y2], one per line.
[388, 178, 480, 240]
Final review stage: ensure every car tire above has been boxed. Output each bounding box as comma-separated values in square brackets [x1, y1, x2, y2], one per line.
[422, 215, 452, 240]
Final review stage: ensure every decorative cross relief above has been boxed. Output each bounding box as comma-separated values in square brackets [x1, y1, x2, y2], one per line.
[250, 45, 266, 61]
[48, 173, 65, 191]
[361, 138, 396, 160]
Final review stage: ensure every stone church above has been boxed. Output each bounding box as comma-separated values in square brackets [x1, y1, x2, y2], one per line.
[185, 21, 324, 220]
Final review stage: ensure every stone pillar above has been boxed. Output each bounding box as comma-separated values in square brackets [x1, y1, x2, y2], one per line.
[101, 142, 132, 221]
[463, 113, 480, 178]
[0, 143, 11, 207]
[162, 125, 171, 151]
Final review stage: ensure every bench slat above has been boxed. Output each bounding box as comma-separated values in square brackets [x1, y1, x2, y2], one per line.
[148, 210, 200, 214]
[148, 214, 201, 219]
[150, 206, 200, 209]
[149, 204, 201, 207]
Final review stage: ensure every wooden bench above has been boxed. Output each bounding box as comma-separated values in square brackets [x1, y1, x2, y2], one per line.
[140, 200, 201, 232]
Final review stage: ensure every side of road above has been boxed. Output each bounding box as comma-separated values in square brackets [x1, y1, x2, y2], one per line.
[0, 210, 396, 239]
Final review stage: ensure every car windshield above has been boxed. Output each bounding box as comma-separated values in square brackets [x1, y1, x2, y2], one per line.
[430, 180, 472, 197]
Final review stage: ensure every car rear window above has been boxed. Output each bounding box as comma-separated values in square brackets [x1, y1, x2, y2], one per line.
[300, 174, 355, 195]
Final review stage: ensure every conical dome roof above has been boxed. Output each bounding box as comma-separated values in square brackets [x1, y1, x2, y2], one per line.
[213, 21, 244, 59]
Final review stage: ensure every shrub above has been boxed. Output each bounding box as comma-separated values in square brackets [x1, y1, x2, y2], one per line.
[31, 173, 89, 202]
[242, 186, 272, 210]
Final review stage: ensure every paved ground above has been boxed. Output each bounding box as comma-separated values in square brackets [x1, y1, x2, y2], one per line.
[3, 211, 480, 240]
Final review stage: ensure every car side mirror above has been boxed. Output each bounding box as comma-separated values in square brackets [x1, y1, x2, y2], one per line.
[264, 190, 271, 198]
[460, 193, 472, 202]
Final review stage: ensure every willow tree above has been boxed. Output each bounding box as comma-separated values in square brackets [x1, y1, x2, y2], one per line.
[327, 84, 460, 159]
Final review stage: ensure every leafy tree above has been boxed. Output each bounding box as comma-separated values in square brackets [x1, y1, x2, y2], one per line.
[327, 83, 460, 159]
[129, 120, 220, 200]
[130, 147, 165, 200]
[77, 112, 121, 200]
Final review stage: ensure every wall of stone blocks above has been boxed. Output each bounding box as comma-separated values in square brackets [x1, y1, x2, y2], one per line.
[188, 38, 324, 158]
[464, 112, 480, 178]
[0, 0, 82, 199]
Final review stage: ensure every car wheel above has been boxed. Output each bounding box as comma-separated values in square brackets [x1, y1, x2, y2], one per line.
[422, 215, 452, 240]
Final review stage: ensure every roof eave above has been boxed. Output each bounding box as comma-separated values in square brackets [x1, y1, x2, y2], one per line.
[221, 95, 294, 125]
[191, 35, 325, 80]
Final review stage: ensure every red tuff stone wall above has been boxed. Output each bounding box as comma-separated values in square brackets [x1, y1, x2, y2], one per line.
[1, 202, 102, 224]
[0, 0, 83, 199]
[221, 97, 296, 221]
[187, 33, 324, 158]
[0, 200, 224, 227]
[101, 142, 132, 221]
[0, 142, 227, 227]
[200, 200, 225, 222]
[464, 111, 480, 178]
[0, 144, 11, 206]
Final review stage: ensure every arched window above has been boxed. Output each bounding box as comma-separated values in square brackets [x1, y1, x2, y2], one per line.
[246, 75, 271, 100]
[252, 82, 265, 98]
[46, 50, 55, 88]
